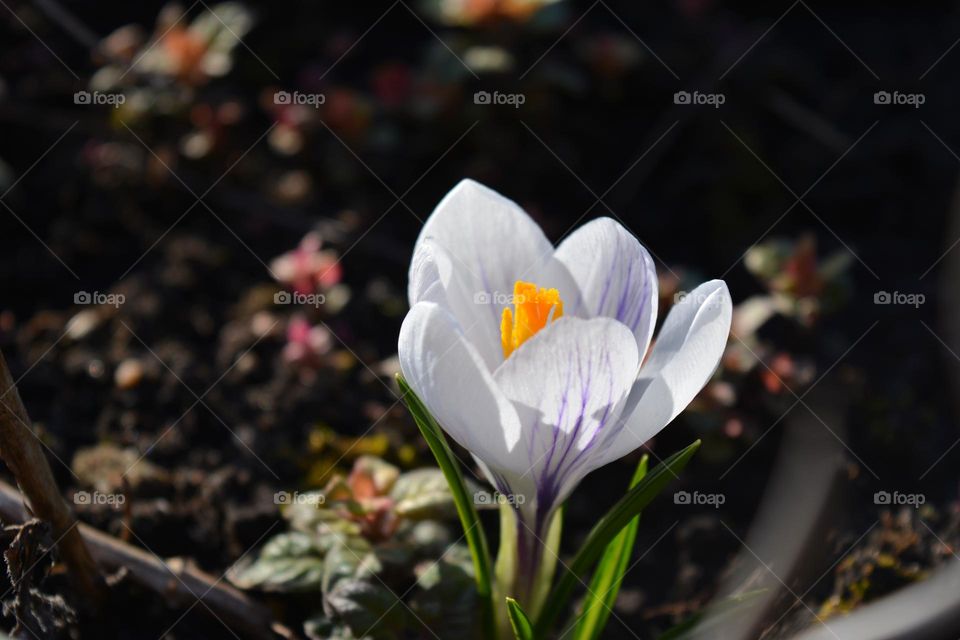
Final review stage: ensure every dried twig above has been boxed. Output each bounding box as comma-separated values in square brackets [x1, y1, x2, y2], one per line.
[0, 349, 105, 606]
[0, 480, 280, 640]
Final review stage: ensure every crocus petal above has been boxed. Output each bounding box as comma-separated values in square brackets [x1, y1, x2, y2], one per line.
[398, 301, 529, 473]
[409, 179, 580, 369]
[554, 217, 658, 356]
[598, 280, 732, 465]
[492, 316, 640, 517]
[408, 238, 451, 307]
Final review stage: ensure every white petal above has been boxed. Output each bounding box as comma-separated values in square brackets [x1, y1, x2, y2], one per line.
[410, 179, 579, 369]
[407, 239, 450, 307]
[492, 316, 640, 511]
[554, 217, 658, 357]
[598, 280, 732, 464]
[398, 301, 528, 473]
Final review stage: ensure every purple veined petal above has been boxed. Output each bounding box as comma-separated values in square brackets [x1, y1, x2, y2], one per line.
[491, 316, 640, 522]
[410, 179, 582, 370]
[595, 279, 732, 467]
[554, 217, 659, 359]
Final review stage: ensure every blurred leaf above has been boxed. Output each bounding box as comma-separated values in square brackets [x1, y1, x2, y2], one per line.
[321, 540, 377, 594]
[535, 441, 701, 637]
[304, 615, 359, 640]
[321, 540, 406, 636]
[397, 375, 496, 640]
[410, 549, 479, 638]
[400, 520, 454, 556]
[572, 455, 648, 640]
[325, 579, 404, 639]
[391, 468, 458, 519]
[228, 532, 325, 592]
[506, 597, 534, 640]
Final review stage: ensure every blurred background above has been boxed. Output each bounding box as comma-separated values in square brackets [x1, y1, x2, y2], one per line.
[1, 1, 959, 638]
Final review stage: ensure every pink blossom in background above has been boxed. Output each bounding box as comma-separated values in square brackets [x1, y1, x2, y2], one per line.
[282, 314, 332, 368]
[270, 231, 342, 295]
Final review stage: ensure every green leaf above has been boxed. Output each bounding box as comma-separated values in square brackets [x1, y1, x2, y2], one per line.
[227, 532, 325, 592]
[506, 597, 535, 640]
[535, 441, 701, 637]
[325, 579, 405, 639]
[391, 468, 460, 520]
[410, 549, 479, 638]
[571, 455, 648, 640]
[321, 540, 377, 596]
[397, 374, 497, 640]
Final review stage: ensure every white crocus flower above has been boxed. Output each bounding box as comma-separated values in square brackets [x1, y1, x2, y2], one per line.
[399, 179, 731, 601]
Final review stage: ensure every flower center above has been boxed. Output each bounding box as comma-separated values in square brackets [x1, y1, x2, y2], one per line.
[500, 280, 564, 359]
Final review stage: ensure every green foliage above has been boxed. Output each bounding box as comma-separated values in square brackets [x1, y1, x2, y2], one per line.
[397, 374, 497, 640]
[571, 455, 648, 640]
[506, 598, 535, 640]
[228, 455, 481, 639]
[535, 441, 701, 637]
[228, 532, 325, 592]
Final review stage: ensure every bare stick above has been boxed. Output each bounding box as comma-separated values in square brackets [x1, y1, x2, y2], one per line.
[0, 349, 105, 605]
[0, 480, 279, 640]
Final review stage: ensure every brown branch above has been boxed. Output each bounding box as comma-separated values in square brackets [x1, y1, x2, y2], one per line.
[0, 480, 281, 640]
[0, 349, 106, 606]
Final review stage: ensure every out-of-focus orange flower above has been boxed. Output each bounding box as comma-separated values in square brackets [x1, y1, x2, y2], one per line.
[161, 26, 208, 84]
[440, 0, 561, 26]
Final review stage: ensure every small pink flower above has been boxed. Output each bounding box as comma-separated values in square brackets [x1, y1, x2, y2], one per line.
[270, 232, 342, 295]
[283, 314, 332, 367]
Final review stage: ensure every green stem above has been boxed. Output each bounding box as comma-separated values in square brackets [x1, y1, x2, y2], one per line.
[534, 441, 701, 637]
[397, 375, 497, 640]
